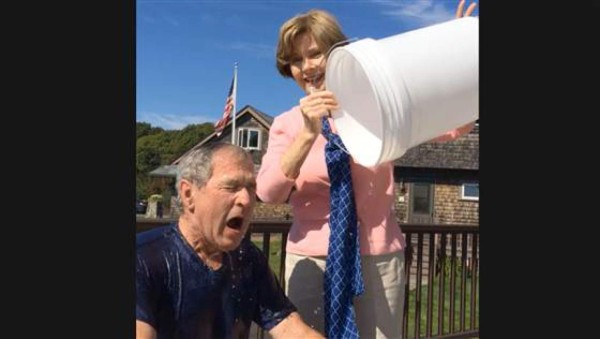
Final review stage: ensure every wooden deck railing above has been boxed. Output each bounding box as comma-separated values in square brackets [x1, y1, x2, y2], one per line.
[136, 217, 479, 338]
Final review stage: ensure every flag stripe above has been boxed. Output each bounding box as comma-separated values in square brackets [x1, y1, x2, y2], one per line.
[215, 75, 235, 136]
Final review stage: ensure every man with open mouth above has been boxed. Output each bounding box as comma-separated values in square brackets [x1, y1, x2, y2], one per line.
[136, 143, 323, 338]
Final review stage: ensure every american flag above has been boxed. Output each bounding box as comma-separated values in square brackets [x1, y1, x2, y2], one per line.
[214, 77, 235, 137]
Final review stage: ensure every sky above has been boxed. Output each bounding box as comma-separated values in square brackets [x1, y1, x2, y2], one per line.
[136, 0, 479, 130]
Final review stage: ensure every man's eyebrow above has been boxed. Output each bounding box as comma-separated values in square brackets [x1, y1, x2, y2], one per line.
[218, 177, 239, 185]
[218, 176, 254, 186]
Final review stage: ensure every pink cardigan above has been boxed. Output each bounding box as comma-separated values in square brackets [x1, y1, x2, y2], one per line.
[256, 106, 474, 256]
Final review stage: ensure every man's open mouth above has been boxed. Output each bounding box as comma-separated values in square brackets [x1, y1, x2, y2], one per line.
[226, 217, 244, 230]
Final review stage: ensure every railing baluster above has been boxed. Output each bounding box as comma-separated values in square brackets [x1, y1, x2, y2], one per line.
[426, 233, 435, 337]
[262, 232, 271, 261]
[403, 232, 413, 339]
[438, 233, 447, 336]
[279, 232, 288, 285]
[415, 233, 424, 338]
[470, 233, 478, 330]
[459, 232, 468, 331]
[449, 233, 457, 333]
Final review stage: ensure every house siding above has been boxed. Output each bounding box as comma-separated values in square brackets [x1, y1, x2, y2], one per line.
[393, 181, 478, 225]
[433, 183, 478, 225]
[393, 182, 409, 223]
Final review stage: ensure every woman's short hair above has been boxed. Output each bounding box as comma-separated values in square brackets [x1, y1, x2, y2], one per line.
[276, 9, 347, 78]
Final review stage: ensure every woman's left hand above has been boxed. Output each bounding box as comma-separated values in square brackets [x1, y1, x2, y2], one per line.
[455, 0, 477, 18]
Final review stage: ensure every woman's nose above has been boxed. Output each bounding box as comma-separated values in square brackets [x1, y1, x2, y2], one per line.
[302, 58, 317, 72]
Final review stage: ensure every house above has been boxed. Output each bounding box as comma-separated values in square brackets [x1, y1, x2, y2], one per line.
[150, 105, 479, 225]
[149, 105, 293, 220]
[393, 124, 479, 225]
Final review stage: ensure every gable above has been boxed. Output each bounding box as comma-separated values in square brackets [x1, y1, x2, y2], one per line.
[171, 105, 273, 165]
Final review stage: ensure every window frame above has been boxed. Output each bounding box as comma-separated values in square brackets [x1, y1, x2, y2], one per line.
[408, 181, 434, 224]
[461, 182, 479, 201]
[237, 127, 261, 150]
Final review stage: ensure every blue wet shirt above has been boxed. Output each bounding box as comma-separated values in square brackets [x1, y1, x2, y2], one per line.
[136, 225, 297, 338]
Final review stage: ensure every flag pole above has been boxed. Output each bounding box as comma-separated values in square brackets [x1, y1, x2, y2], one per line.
[231, 62, 238, 145]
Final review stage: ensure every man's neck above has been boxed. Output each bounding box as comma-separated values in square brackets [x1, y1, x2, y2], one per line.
[178, 217, 223, 270]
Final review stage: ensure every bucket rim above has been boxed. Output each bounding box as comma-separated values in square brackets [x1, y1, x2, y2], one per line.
[327, 38, 387, 166]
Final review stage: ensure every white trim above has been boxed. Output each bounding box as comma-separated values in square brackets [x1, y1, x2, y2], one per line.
[461, 183, 479, 201]
[237, 127, 261, 150]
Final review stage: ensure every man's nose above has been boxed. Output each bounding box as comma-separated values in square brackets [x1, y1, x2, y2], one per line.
[236, 187, 255, 206]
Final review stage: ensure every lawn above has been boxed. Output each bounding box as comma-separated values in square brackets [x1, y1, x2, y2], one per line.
[251, 234, 283, 275]
[405, 275, 479, 338]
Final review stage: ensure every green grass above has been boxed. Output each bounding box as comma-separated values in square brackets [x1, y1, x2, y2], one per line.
[405, 273, 479, 338]
[251, 235, 283, 277]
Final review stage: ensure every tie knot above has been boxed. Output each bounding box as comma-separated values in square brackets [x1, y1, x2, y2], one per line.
[321, 116, 333, 140]
[321, 117, 349, 156]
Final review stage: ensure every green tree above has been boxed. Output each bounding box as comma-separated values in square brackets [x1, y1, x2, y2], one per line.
[136, 121, 215, 201]
[136, 146, 161, 173]
[170, 123, 214, 161]
[136, 122, 164, 139]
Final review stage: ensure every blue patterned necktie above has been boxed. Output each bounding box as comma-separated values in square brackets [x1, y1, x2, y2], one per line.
[322, 117, 365, 339]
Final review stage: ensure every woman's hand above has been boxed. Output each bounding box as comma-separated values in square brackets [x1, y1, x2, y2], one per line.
[279, 88, 340, 180]
[298, 88, 340, 137]
[455, 0, 477, 18]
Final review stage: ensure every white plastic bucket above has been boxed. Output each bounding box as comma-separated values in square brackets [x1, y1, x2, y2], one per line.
[325, 17, 479, 167]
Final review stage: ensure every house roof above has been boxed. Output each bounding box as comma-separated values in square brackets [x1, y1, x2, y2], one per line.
[171, 105, 274, 165]
[393, 124, 479, 170]
[149, 165, 178, 177]
[248, 106, 274, 125]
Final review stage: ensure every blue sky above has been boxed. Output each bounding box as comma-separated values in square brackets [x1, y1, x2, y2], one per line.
[136, 0, 479, 130]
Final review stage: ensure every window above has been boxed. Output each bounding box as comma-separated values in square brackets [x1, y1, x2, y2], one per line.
[408, 182, 434, 224]
[413, 183, 432, 214]
[237, 128, 261, 150]
[461, 183, 479, 201]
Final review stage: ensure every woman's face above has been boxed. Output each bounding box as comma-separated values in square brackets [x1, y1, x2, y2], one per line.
[289, 33, 326, 93]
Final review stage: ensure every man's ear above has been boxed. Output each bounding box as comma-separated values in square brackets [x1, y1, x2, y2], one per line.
[179, 179, 195, 212]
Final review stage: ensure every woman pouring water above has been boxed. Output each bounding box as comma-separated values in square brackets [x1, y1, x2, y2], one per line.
[256, 1, 477, 337]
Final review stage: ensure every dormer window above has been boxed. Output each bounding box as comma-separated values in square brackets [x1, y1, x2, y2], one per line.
[237, 128, 261, 150]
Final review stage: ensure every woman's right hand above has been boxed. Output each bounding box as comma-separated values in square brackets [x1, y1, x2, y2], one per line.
[279, 88, 340, 180]
[298, 88, 340, 138]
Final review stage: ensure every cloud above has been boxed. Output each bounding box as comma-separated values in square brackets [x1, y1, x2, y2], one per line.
[136, 4, 179, 27]
[136, 112, 214, 130]
[215, 41, 275, 59]
[370, 0, 456, 27]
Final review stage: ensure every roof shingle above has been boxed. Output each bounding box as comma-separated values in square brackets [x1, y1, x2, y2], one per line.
[393, 124, 478, 170]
